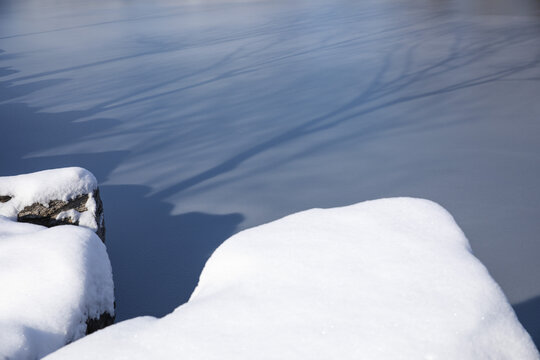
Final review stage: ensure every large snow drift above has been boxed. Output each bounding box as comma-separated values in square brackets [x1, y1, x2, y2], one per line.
[47, 198, 538, 359]
[0, 217, 114, 359]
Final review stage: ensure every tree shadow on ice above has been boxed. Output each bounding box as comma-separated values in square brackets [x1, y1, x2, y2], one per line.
[0, 66, 122, 176]
[0, 67, 244, 321]
[153, 25, 540, 199]
[100, 184, 243, 320]
[513, 297, 540, 350]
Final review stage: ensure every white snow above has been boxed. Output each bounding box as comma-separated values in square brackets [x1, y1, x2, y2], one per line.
[0, 167, 97, 219]
[55, 192, 98, 232]
[45, 198, 538, 359]
[56, 209, 82, 223]
[0, 216, 114, 360]
[79, 192, 98, 231]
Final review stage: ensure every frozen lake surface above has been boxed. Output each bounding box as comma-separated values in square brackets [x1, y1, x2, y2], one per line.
[1, 0, 539, 344]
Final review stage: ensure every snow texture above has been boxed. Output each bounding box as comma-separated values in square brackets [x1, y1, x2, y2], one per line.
[0, 167, 97, 220]
[46, 198, 538, 359]
[54, 193, 98, 232]
[79, 192, 98, 231]
[0, 217, 114, 360]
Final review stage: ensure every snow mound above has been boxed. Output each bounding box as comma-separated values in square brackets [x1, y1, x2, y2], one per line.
[0, 167, 97, 219]
[46, 198, 538, 359]
[0, 217, 114, 360]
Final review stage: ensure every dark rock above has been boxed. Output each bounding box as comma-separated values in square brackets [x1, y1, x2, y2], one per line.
[0, 195, 11, 203]
[86, 312, 115, 335]
[17, 189, 106, 242]
[94, 188, 106, 242]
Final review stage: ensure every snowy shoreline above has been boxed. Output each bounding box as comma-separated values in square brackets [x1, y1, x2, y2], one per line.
[1, 168, 537, 359]
[0, 168, 114, 359]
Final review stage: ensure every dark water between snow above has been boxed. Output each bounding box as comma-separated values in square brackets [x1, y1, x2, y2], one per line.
[1, 0, 540, 344]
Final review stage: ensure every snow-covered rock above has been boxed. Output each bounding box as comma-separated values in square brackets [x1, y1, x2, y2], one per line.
[0, 218, 115, 360]
[0, 167, 106, 241]
[46, 198, 539, 359]
[0, 167, 114, 359]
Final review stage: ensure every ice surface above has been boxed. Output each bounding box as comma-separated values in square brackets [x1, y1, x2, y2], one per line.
[46, 198, 538, 359]
[0, 167, 97, 219]
[3, 0, 540, 325]
[2, 0, 540, 328]
[0, 216, 114, 360]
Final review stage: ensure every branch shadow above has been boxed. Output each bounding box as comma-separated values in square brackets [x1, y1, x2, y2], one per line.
[0, 66, 244, 321]
[0, 66, 122, 175]
[152, 23, 540, 199]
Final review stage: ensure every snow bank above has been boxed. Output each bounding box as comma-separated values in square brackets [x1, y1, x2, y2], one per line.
[0, 167, 97, 220]
[0, 217, 114, 360]
[46, 198, 538, 359]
